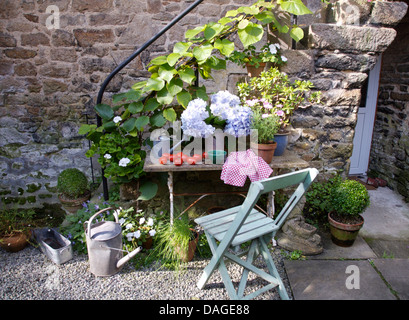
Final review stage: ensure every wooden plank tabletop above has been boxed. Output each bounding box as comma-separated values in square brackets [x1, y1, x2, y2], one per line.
[144, 151, 309, 173]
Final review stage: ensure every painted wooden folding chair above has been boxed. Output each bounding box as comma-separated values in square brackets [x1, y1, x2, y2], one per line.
[194, 168, 319, 300]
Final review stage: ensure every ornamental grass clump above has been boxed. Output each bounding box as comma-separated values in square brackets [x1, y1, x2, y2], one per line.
[330, 179, 370, 222]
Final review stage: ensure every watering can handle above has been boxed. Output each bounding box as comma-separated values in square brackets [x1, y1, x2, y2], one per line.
[86, 207, 119, 239]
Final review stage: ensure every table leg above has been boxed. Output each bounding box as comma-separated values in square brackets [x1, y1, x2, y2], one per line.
[168, 171, 174, 224]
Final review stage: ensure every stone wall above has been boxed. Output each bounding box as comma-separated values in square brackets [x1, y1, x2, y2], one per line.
[369, 0, 409, 201]
[0, 0, 254, 209]
[0, 0, 407, 212]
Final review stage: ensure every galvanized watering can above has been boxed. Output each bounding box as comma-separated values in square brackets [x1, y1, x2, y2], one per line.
[85, 207, 141, 276]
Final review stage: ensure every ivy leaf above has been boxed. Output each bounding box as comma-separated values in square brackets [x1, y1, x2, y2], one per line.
[144, 77, 165, 92]
[279, 0, 313, 15]
[167, 53, 181, 67]
[128, 101, 144, 114]
[190, 85, 208, 101]
[178, 67, 196, 85]
[132, 80, 147, 90]
[177, 90, 192, 108]
[150, 112, 167, 127]
[173, 42, 191, 54]
[78, 124, 96, 135]
[163, 108, 177, 122]
[238, 19, 249, 30]
[192, 43, 213, 63]
[158, 64, 177, 83]
[122, 117, 137, 132]
[144, 98, 160, 112]
[134, 116, 150, 131]
[149, 55, 168, 66]
[214, 38, 235, 57]
[255, 11, 274, 24]
[290, 26, 304, 42]
[95, 103, 114, 120]
[238, 22, 264, 48]
[185, 26, 204, 39]
[167, 78, 184, 96]
[112, 93, 127, 103]
[204, 23, 224, 40]
[125, 89, 141, 101]
[156, 87, 174, 105]
[207, 56, 226, 70]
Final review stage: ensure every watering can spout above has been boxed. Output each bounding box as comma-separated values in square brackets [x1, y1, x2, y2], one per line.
[116, 247, 142, 269]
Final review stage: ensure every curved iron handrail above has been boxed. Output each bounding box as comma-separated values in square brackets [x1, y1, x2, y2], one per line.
[95, 0, 205, 200]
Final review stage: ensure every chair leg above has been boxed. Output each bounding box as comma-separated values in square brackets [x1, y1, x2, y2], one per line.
[259, 236, 289, 300]
[237, 239, 259, 298]
[197, 231, 238, 299]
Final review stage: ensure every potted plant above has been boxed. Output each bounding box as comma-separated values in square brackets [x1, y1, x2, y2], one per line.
[228, 43, 286, 77]
[238, 67, 321, 155]
[57, 168, 91, 214]
[328, 179, 370, 247]
[118, 207, 158, 250]
[250, 107, 281, 163]
[0, 209, 36, 252]
[153, 214, 199, 272]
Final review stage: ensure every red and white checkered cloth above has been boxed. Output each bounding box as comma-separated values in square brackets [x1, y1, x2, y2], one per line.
[220, 149, 273, 187]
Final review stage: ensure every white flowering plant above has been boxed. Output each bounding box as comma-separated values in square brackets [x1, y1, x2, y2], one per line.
[181, 91, 253, 138]
[227, 43, 287, 68]
[118, 207, 158, 251]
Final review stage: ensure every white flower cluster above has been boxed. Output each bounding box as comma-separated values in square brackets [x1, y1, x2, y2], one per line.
[180, 98, 215, 138]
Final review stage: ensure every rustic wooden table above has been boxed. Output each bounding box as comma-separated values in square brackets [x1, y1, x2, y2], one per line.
[144, 151, 309, 223]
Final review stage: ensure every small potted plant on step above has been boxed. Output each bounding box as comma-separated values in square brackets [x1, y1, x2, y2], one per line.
[328, 179, 370, 247]
[57, 168, 91, 214]
[250, 107, 281, 164]
[0, 209, 36, 252]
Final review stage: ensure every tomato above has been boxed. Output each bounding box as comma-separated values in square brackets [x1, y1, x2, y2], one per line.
[193, 154, 202, 161]
[159, 156, 167, 165]
[187, 157, 196, 165]
[181, 154, 188, 162]
[173, 157, 183, 166]
[169, 154, 174, 162]
[162, 153, 171, 159]
[175, 152, 184, 158]
[202, 152, 208, 159]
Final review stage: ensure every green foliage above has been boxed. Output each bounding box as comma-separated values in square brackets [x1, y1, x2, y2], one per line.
[238, 67, 321, 128]
[227, 43, 286, 68]
[148, 214, 195, 272]
[304, 174, 342, 226]
[57, 168, 89, 199]
[251, 108, 281, 143]
[330, 180, 370, 217]
[0, 208, 37, 237]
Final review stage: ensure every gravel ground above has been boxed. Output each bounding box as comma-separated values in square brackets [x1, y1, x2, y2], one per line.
[0, 244, 293, 300]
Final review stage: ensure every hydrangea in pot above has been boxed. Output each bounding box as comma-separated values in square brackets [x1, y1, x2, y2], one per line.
[328, 179, 370, 247]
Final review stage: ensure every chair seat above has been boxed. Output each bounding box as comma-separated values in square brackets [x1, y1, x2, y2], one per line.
[195, 206, 279, 247]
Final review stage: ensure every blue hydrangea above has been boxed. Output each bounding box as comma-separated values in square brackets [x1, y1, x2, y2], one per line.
[224, 105, 253, 137]
[181, 98, 215, 138]
[210, 90, 241, 119]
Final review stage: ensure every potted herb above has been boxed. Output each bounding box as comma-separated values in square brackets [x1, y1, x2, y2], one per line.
[250, 108, 281, 163]
[153, 214, 199, 272]
[228, 43, 286, 77]
[57, 168, 91, 214]
[0, 209, 36, 252]
[238, 67, 321, 155]
[328, 179, 370, 247]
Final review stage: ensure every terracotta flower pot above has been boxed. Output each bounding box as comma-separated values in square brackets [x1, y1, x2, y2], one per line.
[177, 229, 199, 263]
[328, 212, 364, 247]
[59, 191, 91, 214]
[250, 141, 277, 164]
[0, 231, 30, 253]
[246, 62, 266, 77]
[142, 236, 153, 250]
